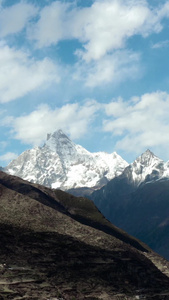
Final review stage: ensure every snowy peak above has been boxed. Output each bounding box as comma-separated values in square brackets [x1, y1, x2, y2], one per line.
[47, 129, 71, 143]
[139, 149, 155, 159]
[135, 149, 161, 166]
[4, 129, 128, 190]
[46, 129, 68, 142]
[123, 149, 165, 187]
[45, 129, 76, 154]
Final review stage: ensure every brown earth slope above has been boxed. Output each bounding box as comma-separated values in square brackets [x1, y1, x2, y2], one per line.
[0, 171, 169, 300]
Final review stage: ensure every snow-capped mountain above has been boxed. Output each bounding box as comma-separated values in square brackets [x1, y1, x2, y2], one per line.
[4, 129, 128, 190]
[90, 150, 169, 260]
[90, 149, 169, 231]
[122, 149, 169, 187]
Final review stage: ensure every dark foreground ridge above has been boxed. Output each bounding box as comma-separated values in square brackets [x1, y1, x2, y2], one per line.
[0, 171, 169, 299]
[0, 171, 149, 253]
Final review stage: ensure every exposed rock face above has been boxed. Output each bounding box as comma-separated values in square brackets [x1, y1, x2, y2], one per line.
[0, 171, 169, 299]
[4, 129, 128, 191]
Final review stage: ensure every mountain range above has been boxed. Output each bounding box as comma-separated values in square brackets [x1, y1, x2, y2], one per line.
[4, 130, 169, 192]
[1, 170, 169, 299]
[3, 130, 169, 260]
[4, 129, 128, 191]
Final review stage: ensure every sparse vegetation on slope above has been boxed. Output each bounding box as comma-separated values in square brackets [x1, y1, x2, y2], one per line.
[0, 171, 169, 299]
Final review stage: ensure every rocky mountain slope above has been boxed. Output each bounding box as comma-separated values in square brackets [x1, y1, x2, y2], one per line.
[90, 150, 169, 260]
[1, 171, 169, 299]
[4, 129, 128, 191]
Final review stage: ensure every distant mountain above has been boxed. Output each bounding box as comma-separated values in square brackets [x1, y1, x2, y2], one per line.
[1, 170, 169, 299]
[121, 149, 169, 187]
[4, 129, 128, 191]
[90, 150, 169, 259]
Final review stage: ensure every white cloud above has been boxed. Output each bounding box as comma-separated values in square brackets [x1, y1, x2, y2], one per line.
[103, 91, 169, 155]
[0, 1, 38, 37]
[9, 100, 100, 146]
[152, 40, 169, 49]
[157, 1, 169, 19]
[0, 152, 18, 163]
[29, 0, 169, 61]
[28, 1, 71, 47]
[0, 43, 60, 103]
[26, 0, 169, 88]
[74, 0, 153, 62]
[73, 50, 141, 87]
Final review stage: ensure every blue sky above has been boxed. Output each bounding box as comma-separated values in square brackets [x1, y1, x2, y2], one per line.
[1, 0, 169, 166]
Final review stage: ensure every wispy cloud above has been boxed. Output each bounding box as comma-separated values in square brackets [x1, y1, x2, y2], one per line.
[73, 50, 142, 87]
[0, 43, 60, 103]
[0, 152, 18, 164]
[103, 91, 169, 155]
[152, 40, 169, 49]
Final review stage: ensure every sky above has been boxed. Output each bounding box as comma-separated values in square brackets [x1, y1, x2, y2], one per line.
[1, 0, 169, 166]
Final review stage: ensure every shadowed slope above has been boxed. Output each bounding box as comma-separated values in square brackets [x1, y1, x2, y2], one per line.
[0, 171, 150, 252]
[90, 174, 169, 259]
[1, 171, 169, 299]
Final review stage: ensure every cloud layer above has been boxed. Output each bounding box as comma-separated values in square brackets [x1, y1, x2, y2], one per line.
[0, 0, 169, 95]
[26, 0, 169, 87]
[30, 0, 169, 61]
[1, 1, 169, 163]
